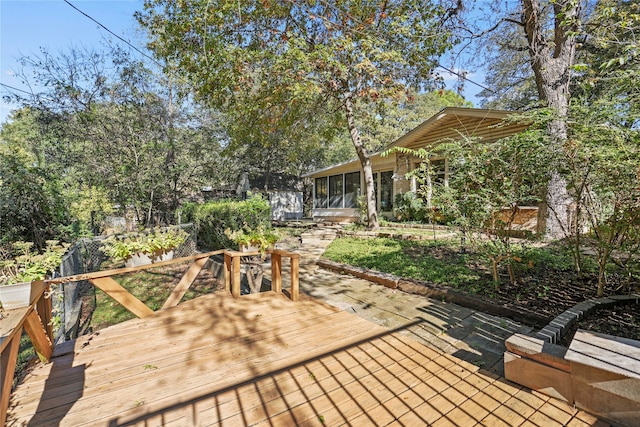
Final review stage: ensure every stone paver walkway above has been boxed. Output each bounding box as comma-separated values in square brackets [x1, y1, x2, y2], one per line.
[277, 226, 532, 377]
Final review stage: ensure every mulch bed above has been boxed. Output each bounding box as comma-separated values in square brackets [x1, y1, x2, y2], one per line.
[559, 302, 640, 347]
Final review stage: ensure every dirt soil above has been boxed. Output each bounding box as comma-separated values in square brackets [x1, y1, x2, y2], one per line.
[558, 302, 640, 346]
[470, 264, 640, 343]
[396, 240, 640, 343]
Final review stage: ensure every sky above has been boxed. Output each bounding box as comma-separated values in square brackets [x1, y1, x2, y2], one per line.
[0, 0, 145, 123]
[0, 0, 483, 125]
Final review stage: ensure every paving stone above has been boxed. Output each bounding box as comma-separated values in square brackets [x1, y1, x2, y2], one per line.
[276, 225, 535, 373]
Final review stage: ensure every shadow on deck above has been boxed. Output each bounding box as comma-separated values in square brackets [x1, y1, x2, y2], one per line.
[7, 291, 605, 426]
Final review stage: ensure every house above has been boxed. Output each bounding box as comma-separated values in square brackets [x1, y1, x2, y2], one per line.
[305, 107, 537, 229]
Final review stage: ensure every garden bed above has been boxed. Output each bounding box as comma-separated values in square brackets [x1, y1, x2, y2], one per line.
[321, 235, 640, 336]
[559, 301, 640, 346]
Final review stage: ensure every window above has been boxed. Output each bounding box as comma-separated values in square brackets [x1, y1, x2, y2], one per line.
[371, 171, 393, 212]
[380, 171, 394, 211]
[314, 177, 327, 208]
[431, 159, 446, 186]
[344, 172, 361, 208]
[373, 172, 378, 204]
[328, 174, 343, 208]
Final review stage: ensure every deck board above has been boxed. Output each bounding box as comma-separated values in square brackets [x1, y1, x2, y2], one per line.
[7, 291, 603, 426]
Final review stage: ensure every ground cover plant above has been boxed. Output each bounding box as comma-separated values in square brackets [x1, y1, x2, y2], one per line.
[322, 233, 640, 331]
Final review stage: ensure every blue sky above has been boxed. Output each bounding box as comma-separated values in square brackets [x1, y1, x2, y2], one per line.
[1, 0, 482, 124]
[0, 0, 144, 123]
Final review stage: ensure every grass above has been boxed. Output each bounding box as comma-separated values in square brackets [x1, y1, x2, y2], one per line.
[341, 223, 453, 238]
[323, 237, 482, 288]
[322, 234, 602, 298]
[89, 261, 222, 330]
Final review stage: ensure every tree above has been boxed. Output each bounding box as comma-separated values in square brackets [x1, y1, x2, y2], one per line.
[356, 89, 472, 151]
[520, 0, 581, 240]
[475, 23, 538, 109]
[456, 1, 582, 239]
[562, 0, 640, 296]
[137, 0, 458, 229]
[0, 110, 67, 247]
[6, 46, 230, 227]
[393, 111, 553, 289]
[221, 76, 347, 184]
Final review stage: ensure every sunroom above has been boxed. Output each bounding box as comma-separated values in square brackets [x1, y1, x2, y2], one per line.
[304, 107, 531, 224]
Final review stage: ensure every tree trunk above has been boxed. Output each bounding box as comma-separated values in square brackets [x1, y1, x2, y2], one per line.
[522, 0, 580, 240]
[597, 252, 609, 297]
[344, 95, 379, 230]
[491, 258, 500, 291]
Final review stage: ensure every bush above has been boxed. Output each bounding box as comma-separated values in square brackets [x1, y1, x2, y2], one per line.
[181, 195, 272, 249]
[393, 192, 428, 222]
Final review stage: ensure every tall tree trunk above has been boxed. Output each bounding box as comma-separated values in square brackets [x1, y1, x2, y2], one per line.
[522, 0, 580, 240]
[344, 95, 379, 230]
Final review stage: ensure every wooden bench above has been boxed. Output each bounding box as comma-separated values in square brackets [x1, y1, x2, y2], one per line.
[505, 329, 640, 427]
[566, 329, 640, 379]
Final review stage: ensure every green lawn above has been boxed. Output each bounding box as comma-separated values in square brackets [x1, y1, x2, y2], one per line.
[89, 262, 222, 330]
[323, 236, 482, 288]
[322, 235, 586, 297]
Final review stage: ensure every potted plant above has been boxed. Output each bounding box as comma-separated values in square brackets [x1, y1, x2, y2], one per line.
[226, 226, 279, 253]
[224, 226, 280, 294]
[0, 240, 69, 310]
[102, 228, 188, 267]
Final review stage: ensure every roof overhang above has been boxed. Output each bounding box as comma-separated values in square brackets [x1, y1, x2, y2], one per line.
[304, 107, 530, 178]
[387, 107, 529, 151]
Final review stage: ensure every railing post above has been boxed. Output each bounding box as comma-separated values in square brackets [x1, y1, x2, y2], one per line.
[271, 252, 282, 294]
[224, 252, 231, 294]
[232, 253, 241, 298]
[290, 254, 300, 301]
[0, 331, 21, 427]
[36, 281, 53, 342]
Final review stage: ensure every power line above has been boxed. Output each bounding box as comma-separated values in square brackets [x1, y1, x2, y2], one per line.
[63, 0, 163, 69]
[0, 82, 33, 95]
[0, 82, 54, 102]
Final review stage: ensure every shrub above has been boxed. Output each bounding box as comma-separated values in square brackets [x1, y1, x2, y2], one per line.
[181, 195, 271, 249]
[393, 192, 428, 222]
[225, 226, 280, 253]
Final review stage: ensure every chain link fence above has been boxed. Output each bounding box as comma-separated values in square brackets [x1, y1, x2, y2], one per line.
[53, 223, 197, 343]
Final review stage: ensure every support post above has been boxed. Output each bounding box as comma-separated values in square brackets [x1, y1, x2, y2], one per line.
[224, 252, 231, 294]
[290, 254, 300, 301]
[0, 332, 21, 427]
[271, 253, 282, 294]
[36, 281, 53, 342]
[232, 254, 241, 298]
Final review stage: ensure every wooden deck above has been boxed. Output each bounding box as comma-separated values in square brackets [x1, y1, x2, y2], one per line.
[7, 292, 604, 426]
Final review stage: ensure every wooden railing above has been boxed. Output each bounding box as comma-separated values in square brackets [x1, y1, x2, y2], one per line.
[0, 280, 53, 426]
[0, 248, 300, 424]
